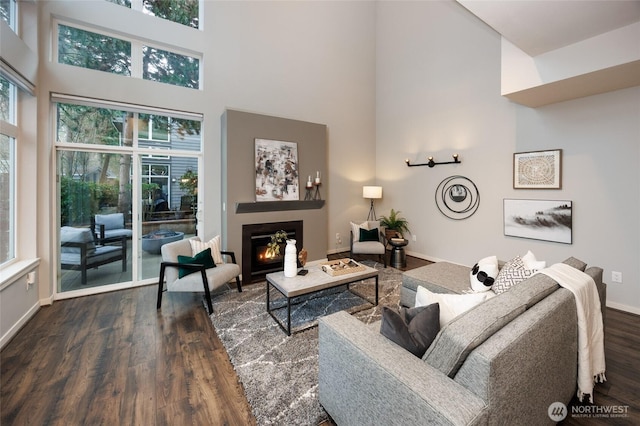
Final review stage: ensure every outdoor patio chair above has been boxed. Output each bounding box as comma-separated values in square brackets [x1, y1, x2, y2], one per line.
[60, 226, 127, 285]
[92, 213, 133, 244]
[156, 237, 242, 314]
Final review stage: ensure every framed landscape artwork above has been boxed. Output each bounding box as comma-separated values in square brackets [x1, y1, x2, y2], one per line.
[503, 199, 572, 244]
[255, 138, 300, 202]
[513, 149, 562, 189]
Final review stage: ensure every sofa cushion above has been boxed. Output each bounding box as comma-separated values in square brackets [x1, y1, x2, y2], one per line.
[380, 304, 440, 357]
[403, 262, 471, 294]
[178, 248, 216, 278]
[415, 286, 495, 326]
[423, 291, 527, 377]
[562, 256, 587, 272]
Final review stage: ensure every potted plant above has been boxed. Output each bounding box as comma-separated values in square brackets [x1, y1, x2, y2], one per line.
[265, 230, 288, 258]
[379, 209, 411, 240]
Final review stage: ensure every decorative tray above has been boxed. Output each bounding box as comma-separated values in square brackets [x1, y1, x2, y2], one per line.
[320, 258, 366, 276]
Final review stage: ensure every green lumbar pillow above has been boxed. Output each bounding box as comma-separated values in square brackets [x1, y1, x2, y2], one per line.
[177, 248, 216, 278]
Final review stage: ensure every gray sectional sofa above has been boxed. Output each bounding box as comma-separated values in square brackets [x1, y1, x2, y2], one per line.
[318, 257, 606, 425]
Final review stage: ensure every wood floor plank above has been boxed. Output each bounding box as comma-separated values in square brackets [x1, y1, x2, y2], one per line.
[2, 256, 638, 425]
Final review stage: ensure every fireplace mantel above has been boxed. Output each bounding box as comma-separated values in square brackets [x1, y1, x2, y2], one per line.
[235, 200, 324, 214]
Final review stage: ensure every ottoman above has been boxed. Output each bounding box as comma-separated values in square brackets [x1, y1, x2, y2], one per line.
[400, 262, 471, 308]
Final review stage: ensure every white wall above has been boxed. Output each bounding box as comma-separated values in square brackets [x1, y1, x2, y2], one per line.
[206, 1, 377, 254]
[375, 1, 640, 313]
[33, 1, 376, 304]
[0, 1, 41, 349]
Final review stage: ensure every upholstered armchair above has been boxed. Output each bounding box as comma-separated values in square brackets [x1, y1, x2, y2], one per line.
[349, 220, 387, 268]
[156, 237, 242, 314]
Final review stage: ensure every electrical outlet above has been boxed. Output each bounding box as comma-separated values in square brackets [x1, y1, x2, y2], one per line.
[412, 235, 417, 242]
[611, 271, 622, 283]
[335, 233, 340, 241]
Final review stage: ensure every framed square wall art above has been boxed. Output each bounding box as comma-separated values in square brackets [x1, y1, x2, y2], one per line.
[255, 138, 300, 202]
[504, 199, 572, 244]
[513, 149, 562, 189]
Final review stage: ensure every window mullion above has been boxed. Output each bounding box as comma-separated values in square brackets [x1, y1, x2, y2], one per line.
[130, 0, 143, 12]
[131, 41, 143, 80]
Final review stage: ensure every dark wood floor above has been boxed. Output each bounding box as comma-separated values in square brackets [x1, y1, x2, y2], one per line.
[2, 254, 638, 425]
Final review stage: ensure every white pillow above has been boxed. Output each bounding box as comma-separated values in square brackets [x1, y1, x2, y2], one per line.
[415, 286, 494, 326]
[190, 235, 223, 264]
[350, 221, 369, 243]
[521, 250, 546, 271]
[469, 255, 499, 292]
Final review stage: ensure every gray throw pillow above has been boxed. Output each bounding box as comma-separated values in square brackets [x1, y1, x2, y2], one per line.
[380, 304, 440, 357]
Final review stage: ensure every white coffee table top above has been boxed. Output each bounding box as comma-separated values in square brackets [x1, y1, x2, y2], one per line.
[266, 263, 379, 298]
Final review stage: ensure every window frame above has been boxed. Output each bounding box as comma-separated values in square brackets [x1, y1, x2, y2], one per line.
[53, 95, 203, 298]
[54, 19, 202, 89]
[0, 0, 17, 32]
[0, 77, 17, 267]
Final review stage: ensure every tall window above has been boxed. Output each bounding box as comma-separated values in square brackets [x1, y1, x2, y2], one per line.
[55, 96, 201, 293]
[57, 23, 200, 89]
[0, 76, 16, 265]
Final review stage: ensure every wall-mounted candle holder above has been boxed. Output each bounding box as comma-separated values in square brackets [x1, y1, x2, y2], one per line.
[405, 153, 461, 168]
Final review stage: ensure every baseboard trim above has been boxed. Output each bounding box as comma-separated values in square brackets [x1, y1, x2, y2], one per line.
[606, 301, 640, 315]
[0, 300, 40, 350]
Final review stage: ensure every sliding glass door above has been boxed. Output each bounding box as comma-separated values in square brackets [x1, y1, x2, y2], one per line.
[55, 97, 202, 296]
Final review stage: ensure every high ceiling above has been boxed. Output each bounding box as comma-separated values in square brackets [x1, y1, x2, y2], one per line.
[457, 0, 640, 56]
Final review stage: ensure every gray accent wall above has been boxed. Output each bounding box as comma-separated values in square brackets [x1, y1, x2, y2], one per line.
[222, 109, 329, 274]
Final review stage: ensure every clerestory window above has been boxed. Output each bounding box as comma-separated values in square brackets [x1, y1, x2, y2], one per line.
[56, 23, 201, 89]
[105, 0, 200, 29]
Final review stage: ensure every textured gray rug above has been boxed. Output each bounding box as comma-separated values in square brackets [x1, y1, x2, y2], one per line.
[209, 261, 402, 425]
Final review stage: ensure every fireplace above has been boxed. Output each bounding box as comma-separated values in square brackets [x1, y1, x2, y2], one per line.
[242, 221, 303, 283]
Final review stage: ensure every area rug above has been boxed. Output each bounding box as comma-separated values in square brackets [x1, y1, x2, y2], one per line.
[209, 261, 402, 425]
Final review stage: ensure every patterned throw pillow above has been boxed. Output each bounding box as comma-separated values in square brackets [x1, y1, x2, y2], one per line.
[190, 235, 224, 264]
[492, 256, 535, 295]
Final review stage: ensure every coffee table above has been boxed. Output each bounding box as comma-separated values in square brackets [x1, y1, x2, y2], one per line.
[266, 264, 379, 335]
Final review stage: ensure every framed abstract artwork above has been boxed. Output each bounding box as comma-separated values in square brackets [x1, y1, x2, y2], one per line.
[255, 138, 300, 202]
[513, 149, 562, 189]
[503, 199, 572, 244]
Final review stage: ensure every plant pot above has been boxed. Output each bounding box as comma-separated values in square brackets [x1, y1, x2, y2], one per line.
[385, 229, 400, 240]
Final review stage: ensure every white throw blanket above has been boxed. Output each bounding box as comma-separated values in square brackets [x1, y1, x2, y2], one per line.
[539, 263, 606, 402]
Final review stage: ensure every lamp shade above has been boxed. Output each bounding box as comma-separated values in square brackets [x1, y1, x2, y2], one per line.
[363, 186, 382, 199]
